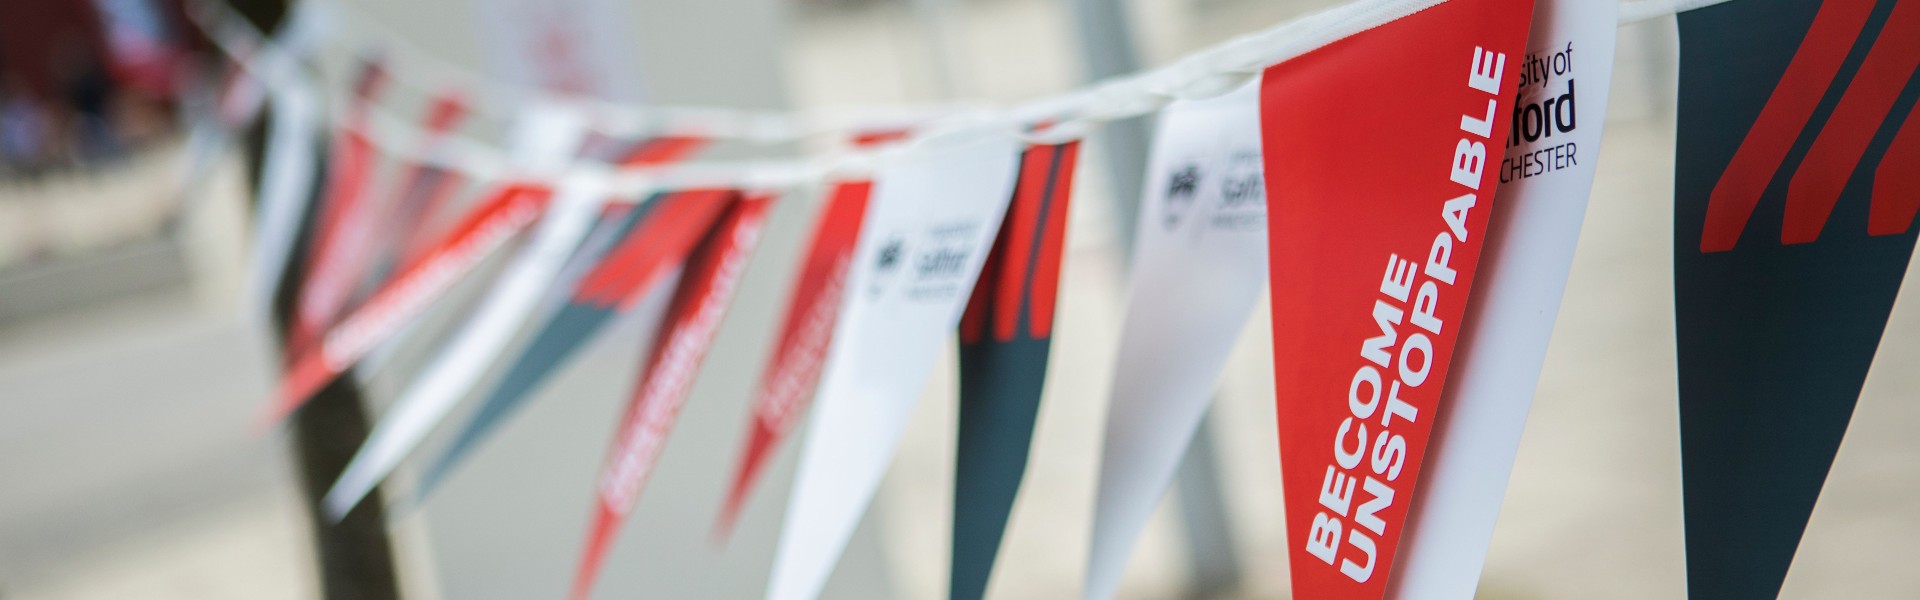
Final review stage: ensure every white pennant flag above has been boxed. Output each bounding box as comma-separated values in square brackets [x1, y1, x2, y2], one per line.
[1083, 79, 1269, 600]
[1386, 0, 1617, 595]
[766, 126, 1021, 600]
[323, 107, 599, 517]
[240, 0, 328, 321]
[321, 176, 604, 519]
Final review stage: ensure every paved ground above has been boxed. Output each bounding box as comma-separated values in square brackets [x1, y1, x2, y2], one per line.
[3, 1, 1918, 599]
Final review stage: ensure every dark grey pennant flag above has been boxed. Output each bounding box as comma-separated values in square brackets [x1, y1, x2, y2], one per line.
[1676, 0, 1920, 596]
[950, 141, 1078, 600]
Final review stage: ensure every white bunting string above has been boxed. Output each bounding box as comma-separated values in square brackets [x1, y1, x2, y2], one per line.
[194, 0, 1751, 591]
[196, 0, 1732, 200]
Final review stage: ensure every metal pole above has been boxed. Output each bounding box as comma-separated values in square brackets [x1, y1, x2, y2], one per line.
[263, 99, 405, 600]
[230, 2, 404, 596]
[1064, 0, 1151, 252]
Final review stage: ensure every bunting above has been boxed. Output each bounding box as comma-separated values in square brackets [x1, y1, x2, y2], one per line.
[271, 183, 554, 421]
[176, 0, 1920, 596]
[412, 190, 739, 500]
[320, 130, 708, 519]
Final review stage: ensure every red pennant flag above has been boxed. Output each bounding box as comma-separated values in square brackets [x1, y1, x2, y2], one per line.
[614, 135, 708, 168]
[574, 132, 710, 169]
[1259, 0, 1531, 597]
[572, 194, 774, 600]
[270, 184, 553, 423]
[289, 60, 391, 351]
[715, 181, 871, 539]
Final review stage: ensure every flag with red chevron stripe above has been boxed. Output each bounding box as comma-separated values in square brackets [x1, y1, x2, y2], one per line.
[947, 141, 1078, 600]
[1674, 0, 1920, 597]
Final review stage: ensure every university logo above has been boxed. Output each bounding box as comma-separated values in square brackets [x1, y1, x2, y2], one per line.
[875, 237, 905, 271]
[1163, 163, 1200, 229]
[868, 236, 906, 299]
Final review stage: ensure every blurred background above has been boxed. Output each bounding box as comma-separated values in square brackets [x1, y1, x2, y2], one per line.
[2, 0, 1918, 599]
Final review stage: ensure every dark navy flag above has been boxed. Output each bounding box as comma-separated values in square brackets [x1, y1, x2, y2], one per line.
[412, 190, 740, 502]
[1676, 0, 1920, 597]
[950, 141, 1078, 600]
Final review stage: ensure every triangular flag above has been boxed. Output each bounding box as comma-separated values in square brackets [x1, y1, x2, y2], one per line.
[411, 190, 738, 501]
[270, 183, 553, 422]
[949, 141, 1078, 600]
[716, 180, 872, 539]
[246, 72, 323, 321]
[1674, 0, 1920, 596]
[321, 134, 712, 519]
[1081, 79, 1267, 600]
[1260, 0, 1532, 596]
[765, 127, 1021, 600]
[319, 178, 606, 519]
[572, 194, 773, 600]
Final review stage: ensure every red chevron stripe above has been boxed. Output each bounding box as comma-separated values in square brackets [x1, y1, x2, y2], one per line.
[1872, 108, 1920, 235]
[1702, 0, 1876, 252]
[849, 128, 911, 147]
[1029, 142, 1078, 339]
[1785, 0, 1920, 244]
[995, 145, 1055, 342]
[959, 221, 1002, 345]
